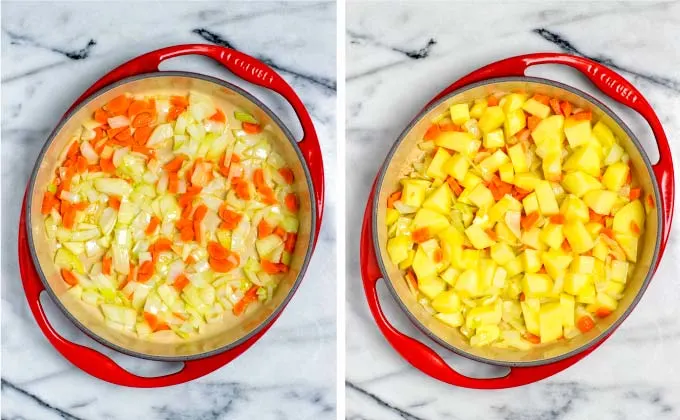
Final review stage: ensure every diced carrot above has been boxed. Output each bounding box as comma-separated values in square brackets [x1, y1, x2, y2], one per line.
[523, 332, 541, 344]
[167, 106, 184, 122]
[73, 202, 89, 211]
[549, 98, 562, 115]
[577, 316, 595, 333]
[626, 168, 632, 185]
[647, 194, 655, 209]
[106, 95, 131, 116]
[145, 216, 160, 235]
[209, 108, 226, 122]
[152, 238, 173, 253]
[168, 173, 179, 194]
[137, 260, 154, 282]
[126, 262, 136, 285]
[521, 211, 540, 231]
[550, 214, 565, 224]
[185, 255, 196, 265]
[219, 206, 243, 230]
[517, 128, 531, 142]
[446, 177, 463, 196]
[242, 122, 262, 134]
[489, 179, 512, 201]
[629, 187, 641, 201]
[94, 108, 109, 124]
[438, 123, 461, 132]
[231, 154, 241, 163]
[387, 191, 402, 209]
[278, 168, 295, 184]
[41, 192, 56, 215]
[527, 115, 541, 131]
[589, 209, 604, 223]
[164, 155, 186, 172]
[207, 241, 230, 260]
[487, 95, 499, 106]
[180, 225, 194, 241]
[484, 228, 498, 241]
[601, 228, 615, 239]
[423, 124, 441, 141]
[100, 157, 116, 174]
[209, 254, 239, 273]
[561, 239, 572, 252]
[75, 155, 88, 173]
[572, 110, 592, 121]
[61, 269, 78, 286]
[109, 196, 121, 210]
[631, 221, 641, 235]
[274, 226, 286, 238]
[412, 227, 430, 243]
[127, 100, 149, 118]
[181, 202, 193, 220]
[106, 126, 127, 140]
[101, 255, 112, 275]
[93, 127, 105, 143]
[519, 292, 526, 301]
[512, 186, 530, 201]
[131, 112, 154, 128]
[285, 233, 297, 252]
[537, 266, 547, 274]
[193, 204, 207, 222]
[173, 274, 190, 292]
[404, 269, 418, 291]
[232, 286, 259, 316]
[143, 312, 168, 332]
[170, 95, 189, 107]
[532, 94, 550, 105]
[560, 101, 572, 117]
[285, 193, 298, 212]
[256, 220, 274, 239]
[261, 259, 283, 274]
[62, 209, 76, 229]
[595, 308, 612, 318]
[232, 178, 251, 200]
[66, 141, 80, 159]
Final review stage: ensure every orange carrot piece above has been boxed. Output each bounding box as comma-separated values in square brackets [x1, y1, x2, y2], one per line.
[485, 228, 498, 241]
[167, 106, 184, 122]
[102, 255, 112, 275]
[601, 228, 615, 239]
[209, 254, 239, 273]
[523, 332, 541, 344]
[572, 110, 592, 121]
[527, 115, 541, 131]
[550, 214, 565, 224]
[207, 242, 229, 260]
[62, 209, 76, 229]
[168, 173, 179, 193]
[131, 112, 154, 128]
[193, 204, 208, 222]
[285, 233, 297, 252]
[106, 95, 131, 116]
[109, 196, 121, 210]
[577, 316, 595, 333]
[170, 95, 189, 107]
[446, 177, 463, 196]
[424, 124, 441, 141]
[94, 108, 109, 124]
[242, 122, 262, 134]
[487, 95, 499, 106]
[521, 211, 540, 231]
[127, 100, 149, 118]
[61, 269, 78, 286]
[143, 312, 169, 332]
[180, 225, 194, 242]
[278, 168, 295, 184]
[549, 98, 562, 115]
[100, 157, 116, 174]
[209, 108, 226, 122]
[647, 194, 655, 209]
[164, 155, 186, 172]
[173, 274, 190, 292]
[438, 123, 461, 132]
[629, 187, 641, 201]
[285, 193, 298, 212]
[595, 308, 612, 318]
[560, 101, 572, 117]
[261, 259, 283, 274]
[232, 178, 251, 200]
[258, 219, 274, 239]
[66, 141, 80, 159]
[387, 191, 402, 208]
[589, 209, 604, 223]
[146, 216, 160, 235]
[274, 226, 286, 238]
[532, 94, 550, 105]
[630, 221, 641, 235]
[41, 192, 56, 215]
[412, 227, 430, 243]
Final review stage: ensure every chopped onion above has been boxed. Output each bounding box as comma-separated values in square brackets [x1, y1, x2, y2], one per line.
[80, 141, 99, 164]
[393, 201, 416, 214]
[108, 115, 130, 129]
[112, 147, 130, 168]
[147, 124, 174, 148]
[506, 211, 522, 239]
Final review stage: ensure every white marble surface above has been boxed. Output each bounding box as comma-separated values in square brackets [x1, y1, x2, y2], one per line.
[346, 2, 680, 419]
[1, 2, 336, 419]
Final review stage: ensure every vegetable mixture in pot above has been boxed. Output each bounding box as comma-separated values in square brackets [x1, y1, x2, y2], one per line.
[385, 92, 654, 349]
[41, 91, 300, 339]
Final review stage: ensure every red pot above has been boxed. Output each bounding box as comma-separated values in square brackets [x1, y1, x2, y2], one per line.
[360, 53, 674, 389]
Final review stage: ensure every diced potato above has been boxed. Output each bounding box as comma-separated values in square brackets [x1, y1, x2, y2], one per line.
[418, 275, 447, 300]
[532, 115, 565, 150]
[615, 233, 639, 262]
[490, 242, 515, 266]
[501, 93, 527, 113]
[460, 249, 481, 270]
[399, 249, 415, 270]
[612, 200, 644, 236]
[470, 99, 488, 119]
[560, 294, 576, 327]
[450, 103, 470, 125]
[385, 208, 399, 226]
[522, 192, 540, 216]
[455, 269, 485, 297]
[542, 152, 562, 182]
[422, 184, 452, 215]
[499, 162, 514, 183]
[426, 148, 452, 180]
[465, 224, 495, 249]
[505, 255, 524, 277]
[489, 195, 522, 223]
[507, 144, 529, 173]
[521, 249, 543, 273]
[438, 226, 464, 267]
[431, 290, 461, 313]
[564, 272, 592, 295]
[443, 153, 470, 181]
[539, 302, 563, 343]
[522, 98, 551, 119]
[535, 180, 560, 215]
[521, 228, 544, 251]
[522, 273, 553, 298]
[610, 260, 629, 283]
[604, 280, 625, 297]
[563, 220, 595, 253]
[440, 266, 460, 286]
[465, 300, 502, 329]
[595, 292, 618, 311]
[560, 195, 589, 223]
[484, 129, 505, 149]
[470, 324, 501, 347]
[478, 106, 506, 133]
[461, 172, 483, 190]
[541, 250, 573, 280]
[504, 109, 527, 138]
[435, 131, 478, 154]
[468, 184, 495, 209]
[561, 171, 603, 197]
[479, 150, 510, 179]
[411, 208, 450, 233]
[602, 162, 629, 192]
[577, 283, 597, 304]
[564, 145, 601, 177]
[570, 255, 595, 274]
[604, 143, 624, 165]
[412, 247, 437, 280]
[583, 190, 618, 215]
[564, 118, 592, 148]
[514, 173, 541, 192]
[540, 224, 564, 249]
[387, 236, 413, 265]
[401, 179, 430, 207]
[592, 121, 615, 148]
[521, 300, 541, 335]
[435, 312, 464, 327]
[477, 259, 497, 290]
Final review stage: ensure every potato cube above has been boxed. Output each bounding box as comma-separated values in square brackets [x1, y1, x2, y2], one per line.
[507, 144, 529, 173]
[479, 150, 510, 179]
[609, 260, 629, 283]
[431, 290, 462, 313]
[584, 189, 618, 215]
[468, 184, 495, 209]
[398, 249, 415, 270]
[401, 179, 430, 207]
[465, 300, 502, 329]
[542, 152, 562, 182]
[521, 300, 541, 335]
[478, 106, 506, 133]
[522, 249, 543, 273]
[449, 103, 470, 125]
[412, 247, 437, 280]
[465, 224, 495, 249]
[435, 131, 478, 154]
[539, 302, 563, 343]
[522, 273, 553, 298]
[535, 180, 560, 215]
[615, 233, 639, 262]
[426, 148, 452, 180]
[532, 115, 565, 148]
[440, 266, 460, 286]
[571, 255, 596, 274]
[563, 220, 595, 253]
[540, 224, 564, 249]
[602, 162, 629, 192]
[595, 292, 618, 311]
[499, 162, 514, 183]
[577, 283, 597, 304]
[560, 195, 589, 223]
[418, 275, 447, 300]
[504, 108, 527, 138]
[561, 171, 603, 197]
[564, 118, 592, 148]
[455, 269, 485, 297]
[514, 173, 541, 192]
[592, 121, 615, 148]
[522, 98, 551, 119]
[422, 184, 452, 215]
[483, 128, 505, 149]
[435, 312, 464, 327]
[541, 250, 573, 279]
[490, 243, 515, 266]
[521, 227, 544, 251]
[564, 272, 592, 295]
[461, 172, 483, 190]
[470, 99, 488, 119]
[505, 256, 524, 278]
[564, 145, 601, 177]
[612, 200, 645, 236]
[501, 93, 527, 113]
[411, 208, 450, 234]
[559, 294, 576, 328]
[387, 236, 413, 265]
[470, 324, 501, 347]
[443, 153, 470, 181]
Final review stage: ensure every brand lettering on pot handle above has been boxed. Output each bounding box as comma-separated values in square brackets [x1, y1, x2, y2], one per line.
[224, 52, 275, 85]
[586, 64, 639, 104]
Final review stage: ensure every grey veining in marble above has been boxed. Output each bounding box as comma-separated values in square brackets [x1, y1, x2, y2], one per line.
[346, 2, 680, 419]
[1, 2, 336, 419]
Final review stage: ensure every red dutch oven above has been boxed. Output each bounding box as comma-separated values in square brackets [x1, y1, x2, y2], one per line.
[19, 44, 324, 387]
[360, 53, 674, 389]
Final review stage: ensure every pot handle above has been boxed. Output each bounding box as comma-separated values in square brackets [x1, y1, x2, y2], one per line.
[428, 53, 673, 256]
[70, 44, 324, 245]
[361, 189, 608, 389]
[19, 196, 275, 387]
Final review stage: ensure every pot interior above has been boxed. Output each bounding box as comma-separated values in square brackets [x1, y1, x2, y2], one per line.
[374, 77, 661, 366]
[27, 73, 314, 360]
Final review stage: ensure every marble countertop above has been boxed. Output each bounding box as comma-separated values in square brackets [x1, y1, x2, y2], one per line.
[346, 2, 680, 419]
[1, 2, 336, 419]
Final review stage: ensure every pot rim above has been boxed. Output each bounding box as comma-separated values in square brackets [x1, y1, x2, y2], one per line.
[26, 70, 317, 362]
[372, 75, 662, 367]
